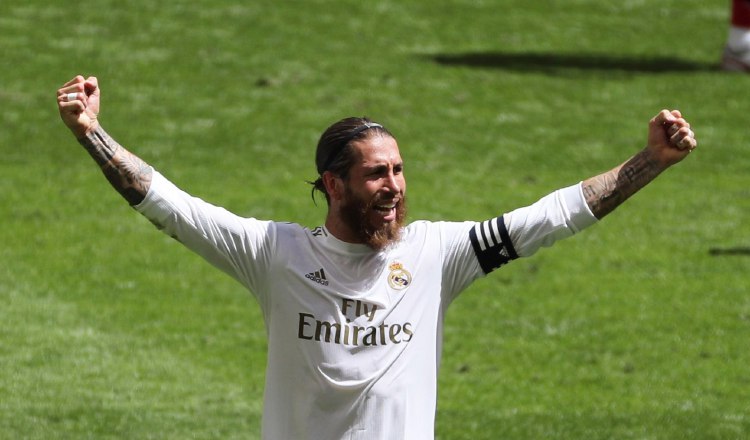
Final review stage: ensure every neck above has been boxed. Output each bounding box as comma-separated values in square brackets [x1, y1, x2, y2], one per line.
[324, 211, 362, 244]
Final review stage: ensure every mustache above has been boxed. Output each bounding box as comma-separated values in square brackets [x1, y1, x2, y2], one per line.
[340, 190, 408, 250]
[369, 194, 400, 208]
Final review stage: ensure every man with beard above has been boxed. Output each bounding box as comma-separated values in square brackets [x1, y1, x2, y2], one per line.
[310, 118, 408, 250]
[57, 75, 697, 440]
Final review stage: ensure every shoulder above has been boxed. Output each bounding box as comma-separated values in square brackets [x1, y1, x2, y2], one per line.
[268, 221, 311, 237]
[404, 219, 475, 234]
[271, 222, 334, 247]
[401, 220, 476, 245]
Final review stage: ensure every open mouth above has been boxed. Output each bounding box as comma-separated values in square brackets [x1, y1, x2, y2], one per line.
[372, 200, 398, 220]
[374, 202, 396, 211]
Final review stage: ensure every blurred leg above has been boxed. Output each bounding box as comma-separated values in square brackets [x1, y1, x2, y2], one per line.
[731, 0, 750, 28]
[722, 0, 750, 71]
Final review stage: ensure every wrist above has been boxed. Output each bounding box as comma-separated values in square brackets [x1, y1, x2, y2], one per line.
[73, 120, 100, 141]
[641, 146, 673, 173]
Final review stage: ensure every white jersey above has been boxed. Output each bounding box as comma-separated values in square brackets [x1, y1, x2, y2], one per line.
[135, 170, 597, 440]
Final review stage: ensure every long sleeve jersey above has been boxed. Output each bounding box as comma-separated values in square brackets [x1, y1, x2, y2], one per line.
[135, 171, 597, 439]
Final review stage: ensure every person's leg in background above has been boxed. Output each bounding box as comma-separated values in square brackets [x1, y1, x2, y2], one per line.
[723, 0, 750, 71]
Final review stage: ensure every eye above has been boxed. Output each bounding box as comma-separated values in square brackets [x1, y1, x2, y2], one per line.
[369, 165, 388, 176]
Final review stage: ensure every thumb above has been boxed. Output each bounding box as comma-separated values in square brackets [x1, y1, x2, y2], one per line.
[84, 76, 98, 96]
[651, 109, 677, 128]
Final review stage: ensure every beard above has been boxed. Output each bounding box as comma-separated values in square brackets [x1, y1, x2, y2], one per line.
[339, 187, 408, 251]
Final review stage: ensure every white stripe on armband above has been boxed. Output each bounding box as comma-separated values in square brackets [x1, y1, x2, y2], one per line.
[469, 215, 518, 274]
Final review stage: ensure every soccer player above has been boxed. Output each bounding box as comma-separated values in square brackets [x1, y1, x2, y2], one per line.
[57, 75, 697, 439]
[723, 0, 750, 71]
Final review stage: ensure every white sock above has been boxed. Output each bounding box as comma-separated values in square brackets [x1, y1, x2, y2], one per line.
[728, 26, 750, 52]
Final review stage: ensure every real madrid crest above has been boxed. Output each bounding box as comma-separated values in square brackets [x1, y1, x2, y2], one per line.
[387, 261, 412, 291]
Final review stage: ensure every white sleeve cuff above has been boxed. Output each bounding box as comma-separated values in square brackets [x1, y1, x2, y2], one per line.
[560, 182, 598, 233]
[503, 182, 598, 258]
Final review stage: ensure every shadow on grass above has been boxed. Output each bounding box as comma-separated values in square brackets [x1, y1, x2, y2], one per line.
[425, 51, 719, 74]
[709, 247, 750, 256]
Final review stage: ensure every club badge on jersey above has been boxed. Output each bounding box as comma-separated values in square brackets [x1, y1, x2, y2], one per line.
[387, 261, 412, 291]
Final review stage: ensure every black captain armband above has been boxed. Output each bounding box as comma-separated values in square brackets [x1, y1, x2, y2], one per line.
[469, 216, 519, 274]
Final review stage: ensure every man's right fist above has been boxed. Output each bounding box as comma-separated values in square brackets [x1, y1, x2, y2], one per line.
[57, 75, 100, 138]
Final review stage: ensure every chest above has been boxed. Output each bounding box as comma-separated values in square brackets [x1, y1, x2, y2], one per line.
[260, 230, 450, 386]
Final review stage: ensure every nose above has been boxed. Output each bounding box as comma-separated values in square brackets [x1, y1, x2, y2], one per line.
[384, 172, 402, 195]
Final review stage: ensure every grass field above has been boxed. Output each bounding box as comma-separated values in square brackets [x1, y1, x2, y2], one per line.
[1, 0, 749, 438]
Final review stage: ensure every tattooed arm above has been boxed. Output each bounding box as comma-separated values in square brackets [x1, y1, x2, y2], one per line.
[582, 109, 697, 219]
[77, 127, 152, 205]
[581, 149, 663, 219]
[57, 75, 152, 205]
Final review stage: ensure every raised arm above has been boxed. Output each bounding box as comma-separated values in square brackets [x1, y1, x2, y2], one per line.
[57, 75, 152, 206]
[582, 109, 697, 219]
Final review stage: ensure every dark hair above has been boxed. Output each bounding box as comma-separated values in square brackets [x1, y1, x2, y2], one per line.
[309, 117, 392, 205]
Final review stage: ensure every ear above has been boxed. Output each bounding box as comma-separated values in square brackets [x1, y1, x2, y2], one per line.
[321, 171, 345, 202]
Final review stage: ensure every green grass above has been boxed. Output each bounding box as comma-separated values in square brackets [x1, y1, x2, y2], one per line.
[2, 0, 749, 438]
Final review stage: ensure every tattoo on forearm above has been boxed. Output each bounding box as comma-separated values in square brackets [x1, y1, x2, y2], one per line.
[582, 150, 663, 219]
[78, 127, 152, 206]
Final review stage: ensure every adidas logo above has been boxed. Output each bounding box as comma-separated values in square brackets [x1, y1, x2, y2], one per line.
[305, 268, 329, 286]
